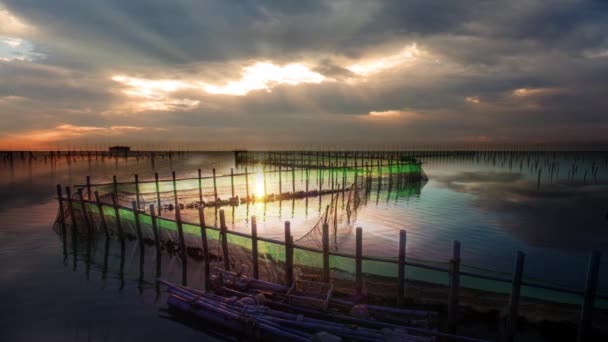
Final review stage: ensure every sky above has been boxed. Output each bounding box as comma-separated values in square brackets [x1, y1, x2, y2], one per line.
[0, 0, 607, 150]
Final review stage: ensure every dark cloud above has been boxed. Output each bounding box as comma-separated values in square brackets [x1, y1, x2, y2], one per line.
[0, 0, 607, 148]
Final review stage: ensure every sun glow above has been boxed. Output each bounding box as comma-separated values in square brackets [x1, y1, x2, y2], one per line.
[255, 172, 265, 198]
[347, 44, 422, 76]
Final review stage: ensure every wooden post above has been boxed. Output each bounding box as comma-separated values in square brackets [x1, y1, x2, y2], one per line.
[94, 191, 109, 239]
[577, 250, 601, 342]
[212, 168, 218, 203]
[219, 209, 230, 271]
[56, 184, 67, 236]
[355, 227, 363, 296]
[322, 222, 330, 283]
[172, 171, 179, 210]
[154, 172, 161, 215]
[448, 240, 461, 331]
[505, 251, 525, 342]
[279, 166, 283, 195]
[198, 168, 203, 203]
[134, 174, 140, 210]
[110, 193, 124, 241]
[230, 168, 235, 198]
[149, 204, 161, 252]
[198, 206, 210, 289]
[86, 176, 92, 200]
[285, 221, 293, 285]
[175, 202, 186, 258]
[113, 175, 118, 198]
[251, 216, 259, 279]
[292, 166, 296, 194]
[77, 188, 92, 235]
[132, 201, 145, 249]
[397, 230, 406, 306]
[245, 167, 250, 200]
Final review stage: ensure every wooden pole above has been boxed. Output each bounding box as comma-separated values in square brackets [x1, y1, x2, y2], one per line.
[230, 168, 235, 198]
[86, 176, 92, 200]
[505, 251, 525, 342]
[212, 168, 218, 203]
[155, 172, 161, 215]
[198, 206, 210, 289]
[355, 227, 363, 296]
[448, 240, 461, 331]
[279, 166, 283, 195]
[77, 188, 92, 235]
[172, 171, 179, 210]
[134, 174, 140, 210]
[219, 209, 230, 271]
[285, 221, 293, 285]
[110, 193, 124, 241]
[113, 175, 118, 199]
[132, 201, 144, 250]
[245, 167, 250, 200]
[56, 184, 67, 236]
[94, 191, 109, 239]
[292, 166, 296, 194]
[175, 202, 186, 258]
[198, 168, 203, 203]
[251, 216, 259, 279]
[322, 222, 330, 283]
[577, 250, 601, 342]
[149, 204, 161, 252]
[397, 230, 406, 306]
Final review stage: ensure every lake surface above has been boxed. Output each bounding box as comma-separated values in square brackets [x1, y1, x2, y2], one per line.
[1, 151, 607, 341]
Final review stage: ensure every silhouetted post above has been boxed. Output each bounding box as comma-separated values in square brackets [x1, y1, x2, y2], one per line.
[131, 174, 139, 210]
[149, 204, 161, 252]
[292, 166, 296, 194]
[251, 216, 259, 279]
[322, 222, 330, 283]
[113, 175, 118, 198]
[86, 176, 92, 200]
[245, 167, 250, 200]
[212, 168, 218, 203]
[279, 166, 283, 195]
[230, 168, 235, 198]
[285, 221, 293, 285]
[505, 251, 525, 342]
[448, 240, 461, 331]
[94, 191, 109, 239]
[154, 172, 161, 215]
[172, 171, 178, 210]
[219, 209, 230, 271]
[175, 202, 186, 258]
[110, 193, 124, 241]
[56, 185, 67, 236]
[132, 201, 144, 250]
[198, 168, 203, 203]
[397, 230, 406, 306]
[198, 206, 210, 289]
[355, 227, 363, 296]
[77, 188, 93, 236]
[577, 251, 601, 342]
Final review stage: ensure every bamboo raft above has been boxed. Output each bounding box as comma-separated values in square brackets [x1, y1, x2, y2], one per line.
[159, 269, 490, 342]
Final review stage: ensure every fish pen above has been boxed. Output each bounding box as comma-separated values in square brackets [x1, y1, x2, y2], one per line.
[52, 153, 607, 340]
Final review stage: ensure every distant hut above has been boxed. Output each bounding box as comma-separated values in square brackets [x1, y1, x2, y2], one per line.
[109, 146, 130, 157]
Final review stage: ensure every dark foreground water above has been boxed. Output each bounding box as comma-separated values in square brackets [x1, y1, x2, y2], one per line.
[0, 151, 607, 341]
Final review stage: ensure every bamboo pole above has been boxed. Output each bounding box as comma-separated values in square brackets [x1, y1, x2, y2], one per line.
[213, 168, 218, 203]
[505, 251, 525, 342]
[86, 176, 92, 200]
[94, 191, 109, 239]
[132, 201, 145, 251]
[113, 175, 118, 198]
[219, 209, 230, 271]
[77, 188, 93, 235]
[134, 174, 140, 209]
[397, 230, 406, 306]
[448, 240, 461, 331]
[110, 193, 124, 242]
[230, 168, 235, 198]
[198, 168, 203, 203]
[56, 184, 67, 236]
[198, 206, 210, 289]
[149, 204, 161, 253]
[155, 172, 161, 215]
[252, 216, 259, 279]
[285, 221, 293, 285]
[322, 222, 330, 283]
[175, 201, 186, 258]
[577, 250, 601, 342]
[355, 227, 363, 296]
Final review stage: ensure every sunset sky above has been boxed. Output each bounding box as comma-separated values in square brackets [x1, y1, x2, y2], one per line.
[1, 1, 607, 150]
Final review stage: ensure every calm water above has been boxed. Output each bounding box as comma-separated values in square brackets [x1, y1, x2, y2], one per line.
[1, 151, 607, 341]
